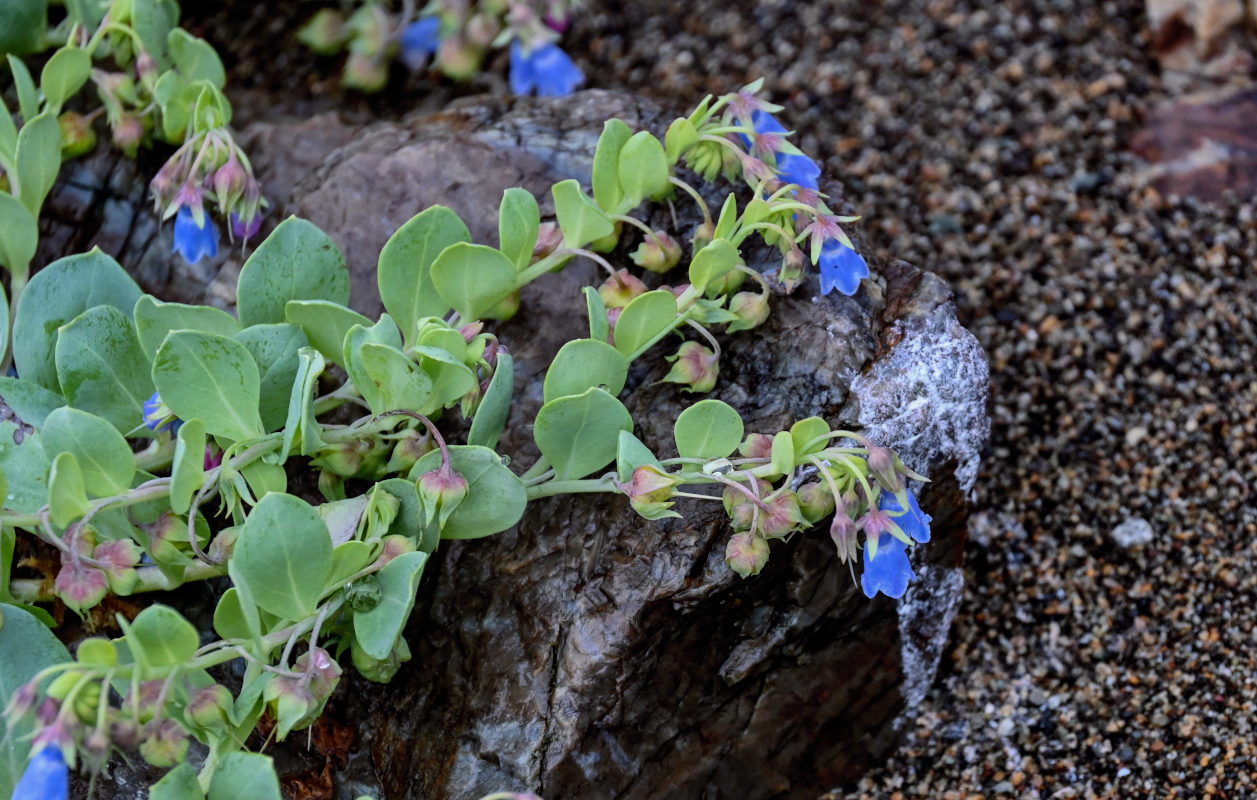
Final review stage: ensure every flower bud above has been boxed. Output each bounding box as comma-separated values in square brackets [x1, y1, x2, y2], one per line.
[725, 531, 770, 578]
[738, 433, 774, 460]
[110, 114, 145, 158]
[212, 159, 247, 212]
[796, 481, 835, 524]
[726, 290, 769, 332]
[263, 677, 316, 740]
[124, 680, 165, 724]
[615, 465, 682, 520]
[296, 9, 351, 55]
[139, 719, 189, 767]
[54, 558, 108, 615]
[436, 35, 483, 81]
[142, 512, 189, 565]
[385, 428, 434, 474]
[58, 112, 96, 159]
[598, 270, 647, 309]
[777, 246, 806, 293]
[830, 509, 859, 564]
[341, 51, 389, 92]
[185, 684, 233, 730]
[312, 439, 369, 478]
[533, 222, 563, 260]
[135, 51, 158, 87]
[93, 539, 140, 595]
[372, 534, 417, 569]
[757, 489, 805, 539]
[465, 13, 500, 48]
[111, 718, 140, 750]
[298, 646, 342, 705]
[630, 232, 682, 273]
[663, 341, 718, 393]
[865, 443, 905, 493]
[417, 464, 468, 529]
[721, 486, 756, 531]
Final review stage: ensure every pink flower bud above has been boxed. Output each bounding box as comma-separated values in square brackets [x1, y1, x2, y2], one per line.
[417, 464, 469, 529]
[533, 222, 563, 260]
[738, 433, 774, 460]
[630, 232, 682, 273]
[185, 684, 233, 730]
[725, 531, 770, 578]
[796, 481, 835, 524]
[663, 341, 718, 393]
[756, 489, 805, 539]
[726, 290, 769, 333]
[111, 114, 145, 158]
[598, 270, 647, 309]
[58, 111, 97, 158]
[92, 539, 140, 595]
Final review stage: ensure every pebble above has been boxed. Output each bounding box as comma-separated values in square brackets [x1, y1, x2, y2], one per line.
[1110, 517, 1155, 548]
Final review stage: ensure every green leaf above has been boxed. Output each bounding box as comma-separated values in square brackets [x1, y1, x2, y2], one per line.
[591, 119, 633, 212]
[134, 295, 241, 361]
[0, 192, 37, 276]
[170, 418, 206, 514]
[771, 431, 795, 476]
[0, 603, 70, 800]
[688, 237, 741, 295]
[48, 451, 90, 527]
[42, 407, 135, 497]
[63, 0, 107, 30]
[664, 117, 699, 164]
[467, 351, 512, 450]
[284, 300, 369, 366]
[13, 249, 143, 392]
[376, 206, 470, 341]
[39, 47, 91, 110]
[498, 188, 540, 272]
[152, 71, 189, 139]
[0, 423, 48, 512]
[208, 752, 282, 800]
[127, 604, 200, 668]
[617, 131, 669, 208]
[355, 342, 433, 415]
[341, 316, 402, 411]
[326, 541, 371, 590]
[407, 445, 526, 539]
[616, 430, 662, 483]
[237, 217, 349, 328]
[416, 325, 465, 363]
[373, 478, 433, 551]
[533, 387, 633, 480]
[153, 331, 264, 443]
[167, 29, 225, 87]
[674, 399, 744, 461]
[0, 377, 62, 429]
[552, 179, 614, 249]
[612, 289, 677, 358]
[130, 0, 179, 69]
[279, 347, 324, 462]
[0, 94, 15, 156]
[352, 550, 427, 660]
[790, 416, 831, 458]
[55, 305, 154, 432]
[544, 339, 627, 403]
[584, 286, 609, 343]
[212, 587, 251, 641]
[231, 493, 332, 621]
[14, 111, 61, 218]
[150, 762, 205, 800]
[235, 324, 309, 432]
[6, 55, 38, 121]
[412, 345, 476, 412]
[429, 243, 517, 324]
[0, 1, 47, 58]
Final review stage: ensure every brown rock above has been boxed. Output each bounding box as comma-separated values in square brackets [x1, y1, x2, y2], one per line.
[1132, 87, 1257, 198]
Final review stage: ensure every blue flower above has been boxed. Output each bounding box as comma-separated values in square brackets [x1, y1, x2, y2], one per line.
[142, 391, 180, 433]
[400, 17, 441, 70]
[509, 41, 584, 96]
[172, 205, 219, 264]
[861, 532, 912, 599]
[878, 490, 932, 544]
[775, 152, 821, 191]
[12, 747, 68, 800]
[818, 238, 869, 296]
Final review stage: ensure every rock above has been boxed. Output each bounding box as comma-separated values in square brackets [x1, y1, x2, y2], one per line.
[34, 90, 989, 797]
[277, 91, 988, 798]
[1145, 0, 1254, 88]
[1131, 87, 1257, 198]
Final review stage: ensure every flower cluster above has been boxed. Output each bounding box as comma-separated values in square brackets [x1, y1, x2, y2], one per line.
[149, 129, 265, 265]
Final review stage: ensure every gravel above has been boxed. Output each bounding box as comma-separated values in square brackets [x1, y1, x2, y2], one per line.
[189, 0, 1257, 795]
[562, 0, 1256, 797]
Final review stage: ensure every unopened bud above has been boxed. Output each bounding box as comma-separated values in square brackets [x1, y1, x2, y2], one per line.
[485, 289, 522, 321]
[351, 635, 411, 683]
[663, 341, 718, 393]
[212, 159, 247, 211]
[297, 9, 351, 55]
[58, 111, 96, 158]
[111, 114, 145, 158]
[533, 222, 563, 260]
[725, 531, 770, 578]
[185, 684, 233, 730]
[777, 246, 806, 294]
[417, 465, 468, 529]
[615, 465, 682, 520]
[436, 35, 483, 81]
[598, 269, 647, 309]
[796, 481, 836, 524]
[139, 719, 189, 767]
[757, 489, 805, 539]
[341, 51, 389, 92]
[726, 291, 769, 332]
[372, 534, 417, 568]
[630, 232, 682, 273]
[93, 539, 140, 595]
[385, 428, 434, 474]
[465, 13, 500, 48]
[738, 433, 774, 460]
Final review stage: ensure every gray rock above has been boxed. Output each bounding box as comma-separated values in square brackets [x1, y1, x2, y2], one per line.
[1110, 517, 1155, 548]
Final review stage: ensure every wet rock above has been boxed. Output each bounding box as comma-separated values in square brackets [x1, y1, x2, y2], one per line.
[279, 91, 988, 799]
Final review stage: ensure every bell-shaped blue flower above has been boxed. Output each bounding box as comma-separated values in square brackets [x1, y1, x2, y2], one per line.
[878, 490, 932, 544]
[861, 532, 913, 599]
[12, 747, 68, 800]
[818, 238, 869, 296]
[400, 17, 441, 70]
[509, 41, 584, 97]
[172, 205, 219, 264]
[775, 152, 821, 191]
[142, 391, 180, 433]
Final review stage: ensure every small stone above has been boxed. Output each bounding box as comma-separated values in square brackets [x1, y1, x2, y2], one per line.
[1111, 517, 1155, 548]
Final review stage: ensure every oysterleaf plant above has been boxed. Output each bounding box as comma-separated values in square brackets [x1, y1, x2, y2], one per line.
[0, 82, 931, 798]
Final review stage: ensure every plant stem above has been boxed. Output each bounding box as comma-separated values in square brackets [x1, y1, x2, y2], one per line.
[525, 476, 616, 500]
